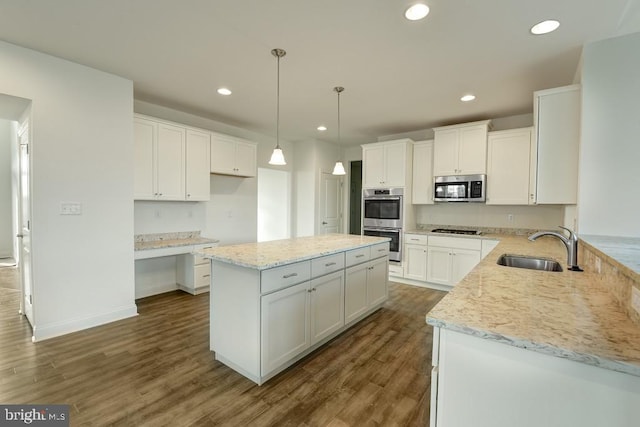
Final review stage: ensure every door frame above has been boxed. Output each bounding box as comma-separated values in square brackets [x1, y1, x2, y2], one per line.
[318, 170, 343, 235]
[17, 114, 34, 329]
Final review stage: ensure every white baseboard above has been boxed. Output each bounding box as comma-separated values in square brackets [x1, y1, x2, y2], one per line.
[135, 282, 178, 299]
[390, 276, 452, 292]
[32, 304, 138, 342]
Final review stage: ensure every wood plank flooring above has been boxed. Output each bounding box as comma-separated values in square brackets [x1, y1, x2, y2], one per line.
[0, 282, 445, 426]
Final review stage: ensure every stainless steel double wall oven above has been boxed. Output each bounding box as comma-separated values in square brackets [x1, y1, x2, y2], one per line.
[362, 188, 403, 262]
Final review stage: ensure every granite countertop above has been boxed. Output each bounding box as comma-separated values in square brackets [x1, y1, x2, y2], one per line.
[426, 234, 640, 377]
[134, 231, 219, 251]
[198, 234, 390, 270]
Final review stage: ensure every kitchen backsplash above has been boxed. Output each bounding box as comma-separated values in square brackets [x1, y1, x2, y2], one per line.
[414, 204, 565, 230]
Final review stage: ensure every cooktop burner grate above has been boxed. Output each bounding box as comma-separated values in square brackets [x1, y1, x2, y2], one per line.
[431, 228, 481, 235]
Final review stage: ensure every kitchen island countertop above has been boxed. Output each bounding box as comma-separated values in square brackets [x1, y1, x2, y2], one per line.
[198, 234, 390, 270]
[426, 234, 640, 377]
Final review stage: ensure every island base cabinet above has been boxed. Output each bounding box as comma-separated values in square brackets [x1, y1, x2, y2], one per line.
[310, 271, 345, 344]
[261, 281, 311, 376]
[345, 257, 389, 325]
[431, 328, 640, 427]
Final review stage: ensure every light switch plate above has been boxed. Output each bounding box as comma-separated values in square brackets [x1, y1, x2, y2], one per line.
[60, 202, 82, 215]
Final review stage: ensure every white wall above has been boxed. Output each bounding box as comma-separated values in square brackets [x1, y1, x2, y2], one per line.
[414, 204, 564, 230]
[258, 168, 291, 242]
[0, 120, 12, 258]
[578, 31, 640, 237]
[0, 40, 136, 341]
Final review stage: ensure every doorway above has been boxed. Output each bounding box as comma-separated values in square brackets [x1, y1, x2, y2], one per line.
[349, 160, 362, 235]
[319, 171, 342, 234]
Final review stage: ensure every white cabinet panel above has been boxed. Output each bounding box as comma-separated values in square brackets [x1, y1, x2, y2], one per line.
[367, 256, 388, 307]
[404, 243, 428, 281]
[433, 120, 491, 176]
[412, 140, 434, 204]
[427, 246, 453, 285]
[345, 262, 368, 324]
[185, 129, 211, 201]
[310, 271, 345, 344]
[361, 139, 412, 188]
[451, 249, 481, 284]
[134, 118, 156, 199]
[534, 85, 580, 204]
[211, 134, 257, 177]
[427, 237, 481, 287]
[261, 281, 310, 375]
[487, 128, 533, 205]
[156, 123, 185, 200]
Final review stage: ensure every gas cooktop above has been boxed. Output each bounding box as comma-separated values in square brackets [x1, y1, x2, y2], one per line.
[431, 228, 481, 236]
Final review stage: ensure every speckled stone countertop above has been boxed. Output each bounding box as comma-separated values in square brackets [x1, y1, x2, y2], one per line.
[134, 231, 219, 251]
[198, 234, 390, 270]
[580, 234, 640, 276]
[426, 234, 640, 377]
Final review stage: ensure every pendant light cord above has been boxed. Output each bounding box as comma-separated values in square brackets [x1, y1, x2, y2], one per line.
[276, 52, 280, 149]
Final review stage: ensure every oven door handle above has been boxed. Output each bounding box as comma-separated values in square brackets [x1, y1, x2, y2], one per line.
[364, 227, 401, 233]
[364, 196, 402, 201]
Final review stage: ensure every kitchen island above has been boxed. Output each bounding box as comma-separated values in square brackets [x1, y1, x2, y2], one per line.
[198, 234, 390, 385]
[426, 233, 640, 427]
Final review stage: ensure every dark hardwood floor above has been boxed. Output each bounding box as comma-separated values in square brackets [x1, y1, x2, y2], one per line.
[0, 282, 445, 426]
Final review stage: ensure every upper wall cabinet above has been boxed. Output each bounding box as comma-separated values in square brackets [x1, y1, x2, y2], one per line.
[134, 116, 186, 201]
[185, 129, 211, 201]
[433, 120, 491, 176]
[533, 85, 580, 204]
[210, 133, 257, 178]
[361, 139, 413, 188]
[412, 140, 434, 204]
[134, 114, 211, 201]
[486, 127, 534, 205]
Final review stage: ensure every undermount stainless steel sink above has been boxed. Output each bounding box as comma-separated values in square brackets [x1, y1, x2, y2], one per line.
[496, 254, 563, 272]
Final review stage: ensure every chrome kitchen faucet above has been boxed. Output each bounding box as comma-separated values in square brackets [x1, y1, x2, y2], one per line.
[529, 226, 583, 271]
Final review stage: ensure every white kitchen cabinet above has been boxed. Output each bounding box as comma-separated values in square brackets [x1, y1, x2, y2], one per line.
[433, 120, 491, 176]
[309, 270, 345, 344]
[261, 280, 310, 375]
[134, 117, 185, 200]
[210, 133, 257, 177]
[361, 139, 413, 188]
[431, 327, 640, 427]
[403, 233, 429, 281]
[533, 85, 580, 204]
[486, 127, 533, 205]
[412, 140, 434, 204]
[177, 246, 216, 295]
[426, 236, 481, 286]
[344, 250, 389, 325]
[185, 129, 211, 201]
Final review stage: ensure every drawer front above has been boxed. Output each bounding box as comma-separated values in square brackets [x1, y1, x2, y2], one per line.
[405, 233, 428, 245]
[370, 242, 390, 259]
[428, 236, 481, 251]
[388, 263, 403, 276]
[311, 252, 345, 278]
[261, 261, 311, 294]
[345, 247, 370, 267]
[194, 245, 216, 265]
[194, 263, 211, 287]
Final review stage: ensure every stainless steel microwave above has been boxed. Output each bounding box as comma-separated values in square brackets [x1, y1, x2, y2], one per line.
[434, 174, 486, 202]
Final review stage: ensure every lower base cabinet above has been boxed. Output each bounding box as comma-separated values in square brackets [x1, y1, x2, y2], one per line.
[210, 241, 389, 385]
[430, 327, 640, 427]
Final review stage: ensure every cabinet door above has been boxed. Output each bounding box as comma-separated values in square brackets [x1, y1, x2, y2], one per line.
[458, 125, 487, 174]
[310, 271, 345, 345]
[383, 143, 407, 187]
[234, 141, 257, 177]
[156, 123, 185, 200]
[261, 281, 310, 375]
[345, 263, 368, 324]
[185, 129, 211, 201]
[367, 257, 388, 307]
[210, 135, 236, 175]
[427, 247, 453, 285]
[433, 129, 459, 176]
[133, 118, 156, 200]
[451, 249, 481, 285]
[412, 141, 434, 204]
[535, 86, 580, 204]
[487, 128, 532, 205]
[362, 145, 385, 187]
[404, 243, 428, 281]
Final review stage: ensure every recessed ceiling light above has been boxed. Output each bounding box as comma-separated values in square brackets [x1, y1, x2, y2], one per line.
[217, 87, 232, 96]
[530, 20, 560, 35]
[461, 94, 476, 102]
[405, 3, 430, 21]
[317, 125, 327, 131]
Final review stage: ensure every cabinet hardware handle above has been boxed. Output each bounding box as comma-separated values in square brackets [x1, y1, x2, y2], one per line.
[378, 248, 385, 252]
[325, 262, 336, 267]
[203, 274, 210, 278]
[410, 238, 419, 241]
[312, 288, 316, 292]
[307, 289, 312, 293]
[283, 273, 298, 279]
[356, 254, 365, 258]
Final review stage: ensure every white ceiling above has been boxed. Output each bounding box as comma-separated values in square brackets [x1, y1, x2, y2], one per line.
[1, 0, 639, 145]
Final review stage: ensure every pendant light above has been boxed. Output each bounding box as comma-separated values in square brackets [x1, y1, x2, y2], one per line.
[269, 48, 287, 165]
[332, 86, 346, 175]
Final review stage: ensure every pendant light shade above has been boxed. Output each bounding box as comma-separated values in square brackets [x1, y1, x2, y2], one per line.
[332, 86, 346, 176]
[269, 48, 287, 166]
